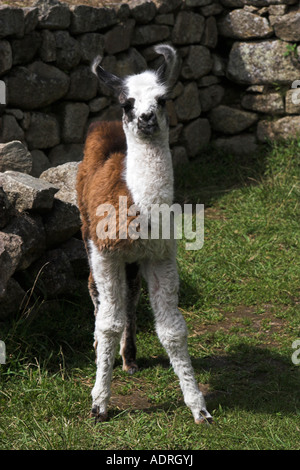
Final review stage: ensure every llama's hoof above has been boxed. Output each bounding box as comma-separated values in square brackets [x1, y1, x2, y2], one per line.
[194, 409, 214, 425]
[123, 363, 139, 375]
[90, 406, 108, 424]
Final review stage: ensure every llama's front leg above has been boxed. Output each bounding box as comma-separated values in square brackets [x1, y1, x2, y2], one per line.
[89, 244, 127, 422]
[144, 258, 212, 424]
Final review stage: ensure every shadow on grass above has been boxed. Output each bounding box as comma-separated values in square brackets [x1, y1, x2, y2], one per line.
[174, 145, 266, 207]
[194, 344, 300, 415]
[112, 344, 299, 418]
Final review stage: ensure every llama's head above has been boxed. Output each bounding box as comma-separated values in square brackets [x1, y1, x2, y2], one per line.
[92, 45, 177, 140]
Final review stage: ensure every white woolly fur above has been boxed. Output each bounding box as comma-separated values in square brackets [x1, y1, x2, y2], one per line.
[84, 44, 212, 424]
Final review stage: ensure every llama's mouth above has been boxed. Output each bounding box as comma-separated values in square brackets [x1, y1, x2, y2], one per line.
[138, 123, 159, 136]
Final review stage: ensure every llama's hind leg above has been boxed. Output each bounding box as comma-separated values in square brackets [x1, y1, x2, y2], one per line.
[120, 262, 141, 375]
[88, 272, 100, 359]
[88, 272, 100, 316]
[143, 257, 212, 424]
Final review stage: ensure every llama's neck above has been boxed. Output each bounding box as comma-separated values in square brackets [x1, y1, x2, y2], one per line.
[124, 131, 174, 210]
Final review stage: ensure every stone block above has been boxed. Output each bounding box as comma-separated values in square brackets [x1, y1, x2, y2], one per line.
[181, 45, 213, 80]
[285, 89, 300, 115]
[182, 118, 211, 157]
[218, 9, 273, 39]
[0, 40, 12, 76]
[172, 11, 205, 45]
[152, 0, 182, 14]
[39, 30, 56, 62]
[23, 7, 39, 34]
[24, 248, 82, 299]
[202, 16, 218, 49]
[241, 93, 284, 115]
[199, 85, 225, 113]
[59, 102, 90, 144]
[209, 105, 258, 134]
[78, 33, 105, 63]
[70, 5, 118, 34]
[130, 0, 157, 24]
[227, 40, 300, 85]
[36, 0, 71, 30]
[257, 116, 300, 142]
[101, 48, 147, 81]
[131, 24, 170, 45]
[0, 171, 58, 213]
[174, 82, 201, 122]
[30, 150, 51, 178]
[185, 0, 212, 5]
[11, 32, 42, 65]
[5, 61, 70, 109]
[65, 65, 98, 101]
[274, 11, 300, 41]
[42, 199, 81, 247]
[104, 19, 135, 54]
[40, 161, 80, 207]
[0, 6, 24, 38]
[89, 97, 110, 113]
[0, 115, 24, 143]
[53, 31, 81, 71]
[0, 141, 32, 174]
[26, 113, 60, 150]
[220, 1, 297, 6]
[2, 212, 46, 270]
[60, 237, 89, 279]
[48, 144, 83, 167]
[0, 231, 22, 296]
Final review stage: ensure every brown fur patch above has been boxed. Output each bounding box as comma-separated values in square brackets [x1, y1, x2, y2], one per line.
[76, 121, 138, 252]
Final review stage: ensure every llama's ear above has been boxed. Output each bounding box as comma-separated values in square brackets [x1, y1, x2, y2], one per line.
[92, 56, 123, 93]
[155, 44, 178, 88]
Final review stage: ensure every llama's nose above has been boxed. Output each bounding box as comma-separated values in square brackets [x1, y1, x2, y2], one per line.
[138, 112, 157, 127]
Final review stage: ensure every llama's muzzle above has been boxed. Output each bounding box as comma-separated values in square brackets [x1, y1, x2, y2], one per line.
[138, 112, 158, 135]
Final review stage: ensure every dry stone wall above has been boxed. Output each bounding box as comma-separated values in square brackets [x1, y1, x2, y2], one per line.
[0, 0, 300, 166]
[0, 0, 300, 318]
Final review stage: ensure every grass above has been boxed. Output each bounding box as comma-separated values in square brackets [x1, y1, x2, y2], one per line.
[0, 140, 300, 450]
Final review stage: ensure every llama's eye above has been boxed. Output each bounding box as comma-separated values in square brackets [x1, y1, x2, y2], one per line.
[121, 101, 134, 113]
[157, 98, 166, 107]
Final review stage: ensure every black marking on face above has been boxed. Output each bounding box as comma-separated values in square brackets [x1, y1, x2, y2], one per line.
[120, 97, 135, 114]
[119, 91, 135, 123]
[157, 96, 167, 108]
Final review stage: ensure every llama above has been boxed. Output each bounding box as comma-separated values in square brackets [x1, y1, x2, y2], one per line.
[76, 44, 212, 424]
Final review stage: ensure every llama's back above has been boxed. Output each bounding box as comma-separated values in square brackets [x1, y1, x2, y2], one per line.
[80, 120, 126, 174]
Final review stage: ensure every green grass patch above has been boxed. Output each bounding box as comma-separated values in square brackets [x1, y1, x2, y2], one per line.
[0, 140, 300, 450]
